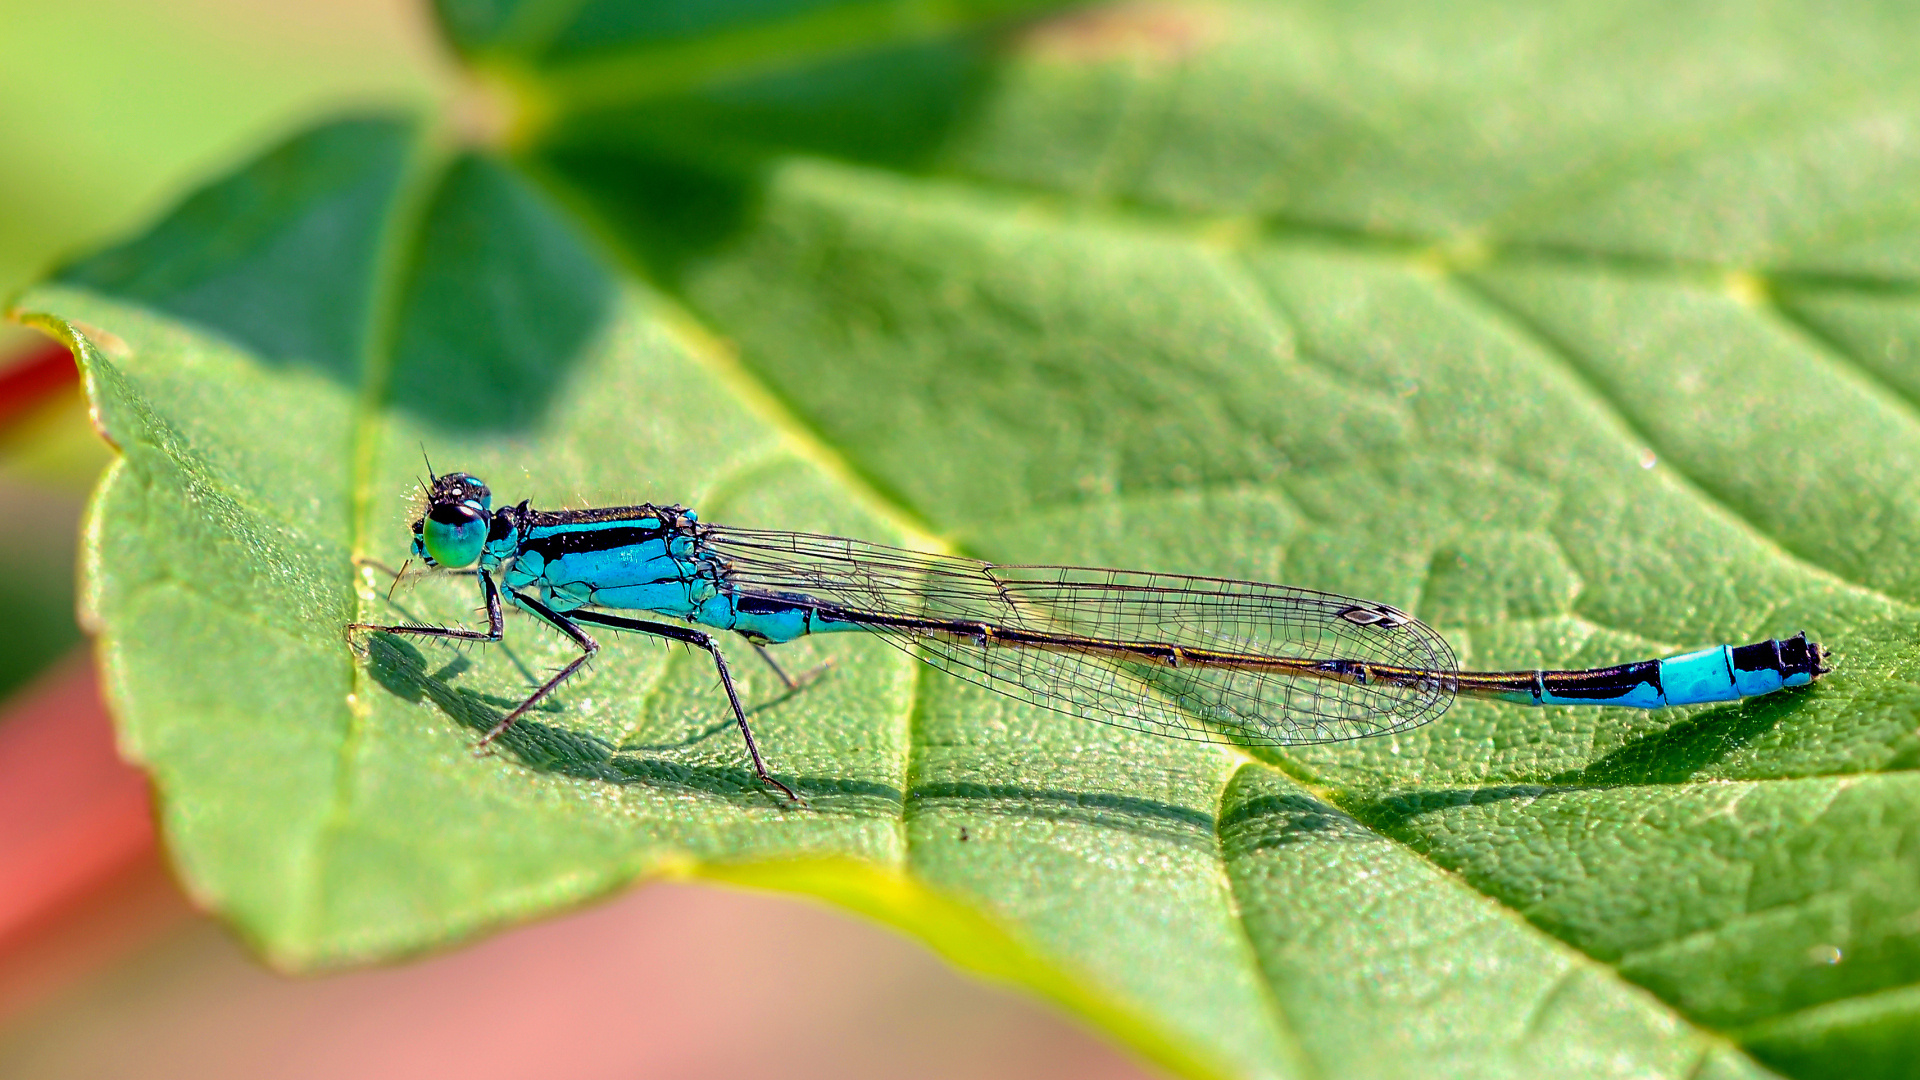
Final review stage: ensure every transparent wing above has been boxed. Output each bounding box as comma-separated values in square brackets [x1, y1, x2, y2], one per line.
[700, 526, 1459, 746]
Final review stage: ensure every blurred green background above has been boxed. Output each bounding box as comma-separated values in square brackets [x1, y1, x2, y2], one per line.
[0, 0, 443, 697]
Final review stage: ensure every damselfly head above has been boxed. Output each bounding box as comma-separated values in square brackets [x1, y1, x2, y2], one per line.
[428, 472, 491, 512]
[412, 471, 493, 568]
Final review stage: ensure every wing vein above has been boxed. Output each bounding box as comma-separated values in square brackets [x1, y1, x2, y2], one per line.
[701, 526, 1458, 746]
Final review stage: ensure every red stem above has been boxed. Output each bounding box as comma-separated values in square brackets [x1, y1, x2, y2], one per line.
[0, 340, 79, 428]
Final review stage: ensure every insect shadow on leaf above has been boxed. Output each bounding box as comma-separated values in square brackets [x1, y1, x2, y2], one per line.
[360, 632, 897, 810]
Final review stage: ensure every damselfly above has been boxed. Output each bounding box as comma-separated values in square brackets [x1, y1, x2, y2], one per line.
[350, 471, 1830, 801]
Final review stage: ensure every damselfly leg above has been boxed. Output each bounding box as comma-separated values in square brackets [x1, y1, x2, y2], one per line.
[349, 568, 803, 802]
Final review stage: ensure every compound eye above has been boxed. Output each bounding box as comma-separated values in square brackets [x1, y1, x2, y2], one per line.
[422, 503, 488, 568]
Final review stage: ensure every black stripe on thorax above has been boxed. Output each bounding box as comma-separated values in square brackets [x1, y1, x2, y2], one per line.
[518, 503, 682, 528]
[514, 504, 689, 562]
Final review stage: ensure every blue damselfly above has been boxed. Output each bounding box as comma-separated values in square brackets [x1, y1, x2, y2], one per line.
[350, 471, 1828, 800]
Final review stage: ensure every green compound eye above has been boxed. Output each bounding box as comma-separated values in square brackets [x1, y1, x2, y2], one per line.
[422, 503, 488, 568]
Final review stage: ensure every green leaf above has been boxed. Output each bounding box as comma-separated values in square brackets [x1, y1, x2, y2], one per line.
[14, 2, 1920, 1077]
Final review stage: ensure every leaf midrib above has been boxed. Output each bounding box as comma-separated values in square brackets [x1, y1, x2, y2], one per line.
[311, 129, 458, 950]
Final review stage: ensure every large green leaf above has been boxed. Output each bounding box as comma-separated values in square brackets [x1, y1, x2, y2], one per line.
[13, 2, 1920, 1077]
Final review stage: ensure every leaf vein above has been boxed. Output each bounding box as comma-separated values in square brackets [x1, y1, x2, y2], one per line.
[1446, 271, 1920, 617]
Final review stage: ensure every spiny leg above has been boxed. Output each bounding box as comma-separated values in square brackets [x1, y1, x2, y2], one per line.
[478, 589, 601, 747]
[349, 569, 800, 801]
[569, 608, 801, 802]
[347, 565, 505, 646]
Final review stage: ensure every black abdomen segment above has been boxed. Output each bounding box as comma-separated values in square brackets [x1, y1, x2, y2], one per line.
[1455, 632, 1828, 708]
